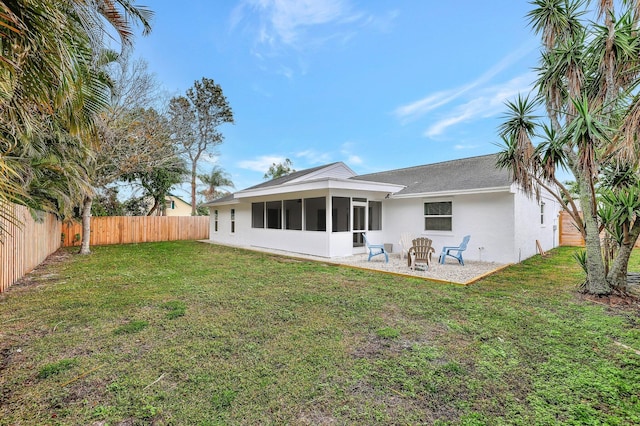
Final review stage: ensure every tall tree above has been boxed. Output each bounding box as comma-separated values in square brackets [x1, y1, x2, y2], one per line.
[264, 158, 295, 180]
[168, 78, 234, 215]
[0, 1, 152, 239]
[497, 0, 640, 295]
[198, 166, 234, 202]
[125, 159, 187, 216]
[78, 59, 175, 254]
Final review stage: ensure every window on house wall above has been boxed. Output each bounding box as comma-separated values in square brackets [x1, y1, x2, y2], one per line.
[214, 209, 218, 232]
[266, 201, 282, 229]
[540, 202, 545, 225]
[231, 209, 235, 233]
[368, 201, 382, 230]
[252, 202, 265, 228]
[332, 196, 350, 232]
[284, 199, 302, 230]
[424, 201, 452, 231]
[304, 197, 326, 231]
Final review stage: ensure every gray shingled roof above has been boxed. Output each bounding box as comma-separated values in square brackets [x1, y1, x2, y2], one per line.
[244, 162, 340, 190]
[353, 154, 512, 196]
[200, 192, 235, 206]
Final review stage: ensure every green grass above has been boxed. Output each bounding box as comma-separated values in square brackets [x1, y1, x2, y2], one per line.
[0, 241, 639, 425]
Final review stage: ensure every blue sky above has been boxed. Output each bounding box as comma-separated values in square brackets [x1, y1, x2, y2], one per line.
[133, 1, 541, 195]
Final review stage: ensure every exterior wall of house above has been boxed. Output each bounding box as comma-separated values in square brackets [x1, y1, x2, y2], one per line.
[512, 189, 561, 261]
[208, 188, 559, 264]
[208, 189, 390, 258]
[381, 192, 517, 264]
[165, 196, 192, 216]
[209, 193, 334, 257]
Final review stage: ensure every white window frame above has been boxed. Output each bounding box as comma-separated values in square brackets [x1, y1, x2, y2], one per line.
[424, 201, 452, 232]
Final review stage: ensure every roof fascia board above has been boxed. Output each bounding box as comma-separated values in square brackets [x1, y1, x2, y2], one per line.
[391, 185, 514, 199]
[235, 177, 404, 199]
[288, 162, 356, 184]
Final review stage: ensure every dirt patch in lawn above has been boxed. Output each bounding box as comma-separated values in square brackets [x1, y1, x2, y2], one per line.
[8, 249, 72, 291]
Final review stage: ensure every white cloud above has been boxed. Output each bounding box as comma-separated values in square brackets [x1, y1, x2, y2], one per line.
[237, 155, 287, 172]
[347, 155, 363, 165]
[395, 40, 537, 123]
[423, 72, 534, 138]
[339, 141, 363, 165]
[295, 149, 332, 164]
[234, 0, 359, 48]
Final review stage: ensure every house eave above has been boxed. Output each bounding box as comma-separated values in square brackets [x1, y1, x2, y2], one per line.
[234, 177, 405, 199]
[200, 198, 240, 207]
[390, 185, 514, 199]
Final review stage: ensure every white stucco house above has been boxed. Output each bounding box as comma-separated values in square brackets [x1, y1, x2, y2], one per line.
[202, 154, 562, 264]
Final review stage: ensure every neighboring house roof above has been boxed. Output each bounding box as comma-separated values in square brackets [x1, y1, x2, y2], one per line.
[166, 194, 191, 206]
[353, 153, 512, 197]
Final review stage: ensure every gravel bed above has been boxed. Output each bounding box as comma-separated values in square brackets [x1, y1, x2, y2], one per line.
[318, 253, 507, 284]
[203, 241, 507, 284]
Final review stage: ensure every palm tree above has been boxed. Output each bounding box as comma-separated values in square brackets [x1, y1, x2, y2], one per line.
[498, 0, 640, 294]
[199, 166, 235, 202]
[0, 0, 153, 246]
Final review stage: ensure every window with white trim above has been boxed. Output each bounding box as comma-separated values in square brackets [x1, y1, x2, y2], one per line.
[424, 201, 452, 231]
[214, 210, 218, 232]
[540, 202, 545, 225]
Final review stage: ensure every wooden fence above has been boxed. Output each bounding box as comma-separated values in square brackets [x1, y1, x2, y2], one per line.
[559, 210, 640, 247]
[1, 210, 210, 293]
[0, 203, 61, 293]
[61, 216, 210, 247]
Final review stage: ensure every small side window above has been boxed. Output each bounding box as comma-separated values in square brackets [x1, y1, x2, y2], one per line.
[231, 209, 235, 233]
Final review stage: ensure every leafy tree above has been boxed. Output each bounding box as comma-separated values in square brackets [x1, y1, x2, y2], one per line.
[198, 166, 234, 202]
[0, 1, 152, 236]
[79, 64, 175, 254]
[125, 160, 187, 216]
[122, 196, 151, 216]
[91, 188, 125, 217]
[264, 158, 295, 180]
[497, 0, 640, 295]
[168, 78, 234, 215]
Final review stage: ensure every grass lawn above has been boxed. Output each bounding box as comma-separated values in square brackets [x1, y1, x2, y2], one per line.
[1, 241, 639, 425]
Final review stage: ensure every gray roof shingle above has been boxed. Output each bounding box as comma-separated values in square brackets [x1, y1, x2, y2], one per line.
[244, 162, 340, 190]
[353, 154, 512, 196]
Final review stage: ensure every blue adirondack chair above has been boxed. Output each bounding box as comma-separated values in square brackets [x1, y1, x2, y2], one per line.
[362, 234, 389, 263]
[439, 235, 471, 265]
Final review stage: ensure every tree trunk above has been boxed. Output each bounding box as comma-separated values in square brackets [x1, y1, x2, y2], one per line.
[147, 198, 160, 216]
[79, 195, 92, 255]
[191, 163, 197, 216]
[577, 182, 610, 294]
[607, 221, 640, 291]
